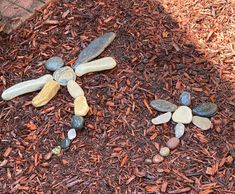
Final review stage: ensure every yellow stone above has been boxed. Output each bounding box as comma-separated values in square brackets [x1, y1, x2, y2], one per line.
[74, 96, 89, 116]
[32, 80, 60, 107]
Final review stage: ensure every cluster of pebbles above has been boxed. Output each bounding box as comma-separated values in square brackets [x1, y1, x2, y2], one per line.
[147, 91, 217, 164]
[1, 32, 117, 155]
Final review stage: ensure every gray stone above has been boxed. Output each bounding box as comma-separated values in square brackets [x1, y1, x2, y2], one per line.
[174, 123, 185, 138]
[71, 115, 85, 130]
[53, 66, 76, 86]
[160, 147, 170, 157]
[192, 102, 217, 117]
[192, 116, 212, 130]
[67, 128, 76, 140]
[166, 137, 180, 149]
[60, 138, 71, 149]
[73, 32, 116, 69]
[179, 91, 191, 106]
[150, 99, 177, 112]
[45, 56, 64, 71]
[172, 106, 193, 124]
[144, 158, 153, 165]
[151, 112, 172, 125]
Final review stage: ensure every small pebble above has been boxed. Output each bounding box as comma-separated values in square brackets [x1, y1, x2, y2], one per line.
[152, 154, 164, 163]
[174, 123, 185, 138]
[60, 138, 71, 149]
[192, 116, 212, 130]
[144, 158, 153, 165]
[179, 91, 191, 106]
[151, 112, 172, 125]
[160, 147, 170, 157]
[192, 102, 217, 117]
[45, 56, 64, 71]
[52, 146, 61, 155]
[67, 128, 77, 140]
[44, 152, 52, 160]
[150, 99, 177, 112]
[166, 137, 180, 149]
[172, 106, 193, 124]
[71, 115, 85, 129]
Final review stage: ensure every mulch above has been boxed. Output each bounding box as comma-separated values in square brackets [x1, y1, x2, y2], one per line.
[0, 0, 234, 193]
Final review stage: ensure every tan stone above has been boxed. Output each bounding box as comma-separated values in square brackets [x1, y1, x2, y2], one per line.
[32, 80, 60, 107]
[74, 96, 89, 116]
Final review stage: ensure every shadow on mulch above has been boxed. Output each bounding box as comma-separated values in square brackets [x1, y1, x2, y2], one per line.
[0, 0, 234, 193]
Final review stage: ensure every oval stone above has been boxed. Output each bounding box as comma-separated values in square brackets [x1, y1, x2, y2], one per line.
[52, 146, 61, 155]
[192, 116, 212, 130]
[152, 154, 164, 163]
[67, 80, 85, 98]
[174, 123, 185, 138]
[179, 91, 191, 106]
[172, 106, 193, 124]
[60, 138, 71, 149]
[53, 66, 76, 86]
[192, 102, 217, 117]
[74, 96, 90, 116]
[160, 147, 170, 157]
[67, 128, 77, 140]
[71, 115, 85, 129]
[151, 112, 172, 125]
[150, 99, 177, 112]
[144, 158, 153, 165]
[166, 137, 180, 149]
[45, 56, 64, 71]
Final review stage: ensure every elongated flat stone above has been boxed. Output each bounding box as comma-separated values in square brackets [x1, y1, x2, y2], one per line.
[192, 102, 217, 117]
[75, 57, 117, 77]
[151, 112, 172, 125]
[53, 66, 76, 86]
[174, 123, 185, 138]
[150, 99, 177, 112]
[74, 96, 90, 116]
[73, 32, 116, 69]
[32, 80, 60, 107]
[67, 80, 84, 98]
[192, 116, 212, 130]
[172, 106, 193, 124]
[1, 74, 53, 100]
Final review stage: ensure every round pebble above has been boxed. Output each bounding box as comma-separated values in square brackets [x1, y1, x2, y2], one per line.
[52, 146, 61, 155]
[179, 91, 191, 106]
[71, 115, 85, 130]
[166, 137, 180, 149]
[67, 128, 77, 140]
[144, 158, 153, 165]
[174, 123, 185, 138]
[160, 147, 170, 157]
[172, 106, 193, 124]
[45, 56, 64, 71]
[53, 66, 76, 86]
[60, 138, 71, 149]
[152, 154, 164, 163]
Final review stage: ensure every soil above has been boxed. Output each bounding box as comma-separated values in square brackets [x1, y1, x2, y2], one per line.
[0, 0, 234, 193]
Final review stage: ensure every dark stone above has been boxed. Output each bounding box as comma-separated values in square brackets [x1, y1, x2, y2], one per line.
[60, 138, 71, 149]
[179, 91, 191, 106]
[192, 102, 217, 117]
[71, 115, 84, 130]
[45, 56, 64, 71]
[150, 99, 177, 112]
[73, 32, 116, 69]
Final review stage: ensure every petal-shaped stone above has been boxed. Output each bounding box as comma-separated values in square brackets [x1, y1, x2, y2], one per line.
[151, 112, 172, 125]
[160, 147, 170, 157]
[179, 91, 191, 106]
[74, 96, 90, 116]
[1, 74, 53, 100]
[53, 66, 76, 86]
[166, 137, 180, 149]
[45, 56, 64, 71]
[174, 123, 185, 138]
[150, 99, 177, 112]
[172, 106, 193, 124]
[67, 128, 77, 140]
[67, 80, 84, 98]
[73, 32, 116, 69]
[32, 80, 60, 107]
[192, 116, 212, 130]
[192, 102, 217, 117]
[75, 57, 117, 77]
[71, 115, 85, 129]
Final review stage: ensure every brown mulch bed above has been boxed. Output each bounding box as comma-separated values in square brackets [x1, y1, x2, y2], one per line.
[0, 0, 234, 193]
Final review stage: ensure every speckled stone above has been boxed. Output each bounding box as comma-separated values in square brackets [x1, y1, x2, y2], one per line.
[179, 91, 191, 106]
[45, 56, 64, 71]
[73, 32, 116, 69]
[174, 123, 185, 138]
[71, 115, 85, 130]
[151, 112, 172, 125]
[152, 154, 164, 163]
[53, 66, 76, 86]
[192, 102, 217, 117]
[150, 99, 177, 112]
[172, 106, 193, 124]
[160, 147, 170, 157]
[192, 116, 212, 130]
[67, 128, 77, 140]
[166, 137, 180, 149]
[52, 146, 61, 155]
[60, 138, 71, 149]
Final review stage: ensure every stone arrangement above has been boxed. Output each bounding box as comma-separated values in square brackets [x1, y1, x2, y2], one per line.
[1, 32, 117, 156]
[149, 91, 217, 164]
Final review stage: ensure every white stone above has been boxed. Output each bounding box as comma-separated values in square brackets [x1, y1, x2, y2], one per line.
[75, 57, 117, 77]
[192, 116, 212, 130]
[67, 128, 77, 140]
[67, 80, 84, 98]
[151, 112, 172, 125]
[172, 106, 192, 124]
[174, 123, 185, 138]
[1, 74, 53, 100]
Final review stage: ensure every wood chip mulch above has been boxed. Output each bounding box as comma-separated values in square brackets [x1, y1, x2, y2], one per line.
[0, 0, 234, 193]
